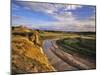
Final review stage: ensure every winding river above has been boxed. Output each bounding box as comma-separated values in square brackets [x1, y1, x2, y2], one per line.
[43, 39, 77, 71]
[43, 38, 96, 71]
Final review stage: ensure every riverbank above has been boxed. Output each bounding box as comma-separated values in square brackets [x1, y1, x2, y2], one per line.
[43, 39, 96, 71]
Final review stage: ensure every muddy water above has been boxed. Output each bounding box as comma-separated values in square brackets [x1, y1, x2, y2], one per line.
[43, 39, 77, 71]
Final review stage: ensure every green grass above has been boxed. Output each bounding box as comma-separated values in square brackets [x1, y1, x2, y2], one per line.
[56, 36, 96, 59]
[39, 30, 96, 59]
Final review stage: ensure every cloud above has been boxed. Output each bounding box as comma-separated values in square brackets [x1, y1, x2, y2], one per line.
[12, 3, 20, 10]
[19, 2, 82, 21]
[64, 5, 82, 10]
[36, 14, 95, 32]
[12, 15, 24, 19]
[19, 2, 82, 14]
[13, 1, 95, 32]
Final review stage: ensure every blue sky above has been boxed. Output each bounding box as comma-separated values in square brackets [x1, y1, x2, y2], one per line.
[12, 1, 96, 31]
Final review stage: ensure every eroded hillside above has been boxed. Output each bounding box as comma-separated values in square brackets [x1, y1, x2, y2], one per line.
[12, 26, 55, 74]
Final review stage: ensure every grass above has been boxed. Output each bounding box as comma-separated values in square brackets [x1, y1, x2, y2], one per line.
[40, 31, 96, 59]
[40, 31, 80, 40]
[56, 36, 96, 59]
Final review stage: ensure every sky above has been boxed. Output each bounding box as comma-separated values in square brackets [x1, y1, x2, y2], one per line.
[12, 0, 96, 32]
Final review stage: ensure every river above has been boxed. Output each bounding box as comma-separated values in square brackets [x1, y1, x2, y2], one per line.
[43, 39, 77, 71]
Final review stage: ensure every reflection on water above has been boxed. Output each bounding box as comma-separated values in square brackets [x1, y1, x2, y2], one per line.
[43, 40, 52, 51]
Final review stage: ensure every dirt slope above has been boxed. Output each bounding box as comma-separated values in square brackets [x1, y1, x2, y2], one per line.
[12, 26, 55, 74]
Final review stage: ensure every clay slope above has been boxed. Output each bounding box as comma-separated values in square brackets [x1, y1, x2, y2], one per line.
[12, 26, 55, 74]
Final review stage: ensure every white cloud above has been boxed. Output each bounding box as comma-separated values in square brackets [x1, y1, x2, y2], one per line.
[17, 2, 95, 32]
[19, 2, 82, 14]
[39, 14, 95, 32]
[21, 2, 82, 22]
[65, 5, 82, 10]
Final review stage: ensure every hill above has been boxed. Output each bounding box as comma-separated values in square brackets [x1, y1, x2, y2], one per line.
[12, 26, 55, 74]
